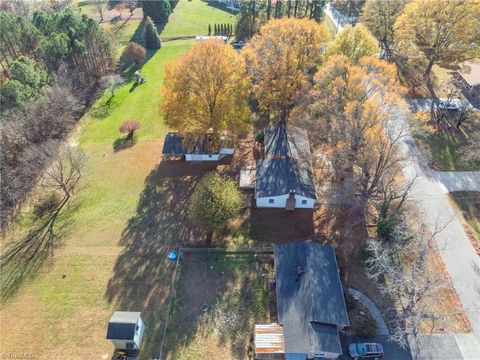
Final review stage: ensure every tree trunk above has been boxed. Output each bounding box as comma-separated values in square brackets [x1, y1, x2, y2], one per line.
[206, 230, 213, 245]
[424, 58, 435, 78]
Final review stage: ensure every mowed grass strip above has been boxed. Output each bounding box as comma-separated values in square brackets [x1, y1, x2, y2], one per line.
[450, 191, 480, 246]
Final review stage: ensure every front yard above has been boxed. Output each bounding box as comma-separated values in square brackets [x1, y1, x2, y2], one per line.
[449, 191, 480, 253]
[412, 112, 480, 171]
[164, 253, 273, 360]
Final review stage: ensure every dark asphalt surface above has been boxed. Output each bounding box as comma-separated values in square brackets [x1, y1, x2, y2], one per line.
[340, 335, 412, 360]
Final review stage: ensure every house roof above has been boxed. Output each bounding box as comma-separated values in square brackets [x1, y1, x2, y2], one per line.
[275, 241, 349, 354]
[256, 124, 316, 199]
[458, 58, 480, 87]
[106, 311, 141, 341]
[162, 132, 233, 156]
[254, 324, 285, 354]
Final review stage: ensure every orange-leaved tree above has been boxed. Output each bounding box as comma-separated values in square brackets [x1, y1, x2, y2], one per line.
[161, 39, 250, 137]
[293, 54, 406, 199]
[243, 18, 330, 123]
[394, 0, 480, 77]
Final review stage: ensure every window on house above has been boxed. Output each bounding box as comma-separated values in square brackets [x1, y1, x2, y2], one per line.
[269, 199, 274, 204]
[301, 200, 307, 205]
[135, 324, 139, 332]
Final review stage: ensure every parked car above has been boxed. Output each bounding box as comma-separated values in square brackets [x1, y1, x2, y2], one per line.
[348, 342, 384, 359]
[232, 40, 246, 49]
[438, 100, 459, 110]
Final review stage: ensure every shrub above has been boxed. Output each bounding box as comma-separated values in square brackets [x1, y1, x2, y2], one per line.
[119, 120, 141, 140]
[119, 42, 146, 69]
[345, 292, 357, 311]
[255, 131, 265, 144]
[33, 192, 61, 219]
[190, 172, 243, 232]
[356, 319, 377, 338]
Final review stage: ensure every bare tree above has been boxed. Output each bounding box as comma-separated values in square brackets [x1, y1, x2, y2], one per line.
[365, 219, 458, 348]
[93, 0, 106, 22]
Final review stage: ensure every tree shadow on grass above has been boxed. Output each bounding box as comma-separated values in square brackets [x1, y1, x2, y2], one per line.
[105, 160, 221, 358]
[0, 200, 81, 303]
[113, 137, 138, 152]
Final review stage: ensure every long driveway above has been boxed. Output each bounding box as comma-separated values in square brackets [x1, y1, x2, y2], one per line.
[395, 107, 480, 358]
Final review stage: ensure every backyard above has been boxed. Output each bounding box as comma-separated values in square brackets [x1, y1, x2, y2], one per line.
[164, 253, 272, 360]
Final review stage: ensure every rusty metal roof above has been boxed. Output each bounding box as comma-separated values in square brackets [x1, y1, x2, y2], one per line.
[254, 324, 285, 354]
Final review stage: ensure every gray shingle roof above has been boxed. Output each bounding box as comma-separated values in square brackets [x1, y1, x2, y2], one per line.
[275, 241, 349, 354]
[106, 311, 141, 341]
[256, 124, 316, 199]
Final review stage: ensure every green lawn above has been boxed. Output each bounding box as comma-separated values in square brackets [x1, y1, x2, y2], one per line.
[414, 112, 480, 171]
[450, 191, 480, 246]
[161, 0, 237, 38]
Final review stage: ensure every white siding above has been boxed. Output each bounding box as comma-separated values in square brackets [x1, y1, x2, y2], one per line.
[256, 194, 315, 209]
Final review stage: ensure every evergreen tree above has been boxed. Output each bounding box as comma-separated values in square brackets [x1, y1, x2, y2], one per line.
[214, 23, 218, 35]
[145, 16, 162, 49]
[142, 0, 171, 26]
[208, 24, 211, 35]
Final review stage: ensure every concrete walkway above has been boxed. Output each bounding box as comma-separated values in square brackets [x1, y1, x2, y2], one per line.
[432, 171, 480, 193]
[324, 3, 354, 33]
[392, 105, 480, 357]
[348, 288, 389, 335]
[408, 334, 480, 360]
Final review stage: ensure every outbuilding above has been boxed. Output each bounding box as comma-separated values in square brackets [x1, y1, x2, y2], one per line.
[106, 311, 145, 353]
[255, 124, 317, 210]
[162, 132, 234, 161]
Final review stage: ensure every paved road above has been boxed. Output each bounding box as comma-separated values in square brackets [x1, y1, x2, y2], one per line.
[433, 171, 480, 193]
[324, 3, 354, 33]
[341, 335, 412, 360]
[394, 106, 480, 357]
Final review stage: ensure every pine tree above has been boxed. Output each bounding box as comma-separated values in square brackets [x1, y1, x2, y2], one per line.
[208, 24, 212, 36]
[145, 16, 162, 49]
[214, 24, 218, 35]
[142, 0, 171, 26]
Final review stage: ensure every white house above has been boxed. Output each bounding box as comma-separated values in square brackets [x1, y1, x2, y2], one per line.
[458, 58, 480, 93]
[106, 311, 145, 353]
[195, 35, 228, 44]
[162, 132, 234, 162]
[255, 242, 350, 360]
[255, 124, 317, 210]
[215, 0, 241, 11]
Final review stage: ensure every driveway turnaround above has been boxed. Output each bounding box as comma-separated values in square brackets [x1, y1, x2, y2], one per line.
[394, 106, 480, 356]
[348, 288, 389, 336]
[341, 335, 412, 360]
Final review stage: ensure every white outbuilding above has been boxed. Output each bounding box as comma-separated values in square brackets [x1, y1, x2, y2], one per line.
[106, 311, 145, 353]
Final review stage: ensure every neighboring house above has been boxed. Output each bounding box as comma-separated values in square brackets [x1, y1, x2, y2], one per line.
[458, 58, 480, 93]
[255, 241, 350, 360]
[216, 0, 241, 11]
[255, 124, 317, 210]
[106, 311, 145, 353]
[162, 132, 234, 161]
[195, 35, 228, 43]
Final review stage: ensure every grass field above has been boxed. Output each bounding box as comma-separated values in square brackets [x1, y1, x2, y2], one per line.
[0, 1, 235, 359]
[414, 113, 480, 171]
[164, 253, 272, 360]
[450, 191, 480, 250]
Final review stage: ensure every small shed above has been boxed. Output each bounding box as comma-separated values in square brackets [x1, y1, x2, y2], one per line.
[458, 58, 480, 93]
[162, 132, 234, 162]
[255, 324, 285, 359]
[106, 311, 145, 352]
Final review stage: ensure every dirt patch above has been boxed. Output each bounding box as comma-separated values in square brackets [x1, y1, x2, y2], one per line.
[164, 253, 273, 360]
